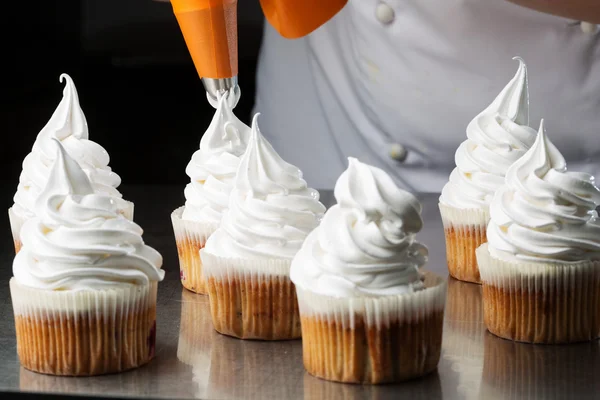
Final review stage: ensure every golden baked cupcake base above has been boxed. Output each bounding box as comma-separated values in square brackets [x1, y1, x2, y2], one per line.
[172, 206, 219, 295]
[443, 225, 486, 283]
[439, 203, 489, 284]
[207, 276, 300, 340]
[296, 271, 447, 384]
[10, 279, 158, 376]
[176, 238, 207, 294]
[202, 251, 300, 340]
[477, 244, 600, 344]
[301, 310, 443, 384]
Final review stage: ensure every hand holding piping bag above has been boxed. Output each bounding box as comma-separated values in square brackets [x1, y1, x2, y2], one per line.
[170, 0, 347, 108]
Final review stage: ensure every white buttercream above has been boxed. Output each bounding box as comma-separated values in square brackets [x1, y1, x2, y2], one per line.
[182, 94, 250, 223]
[487, 120, 600, 263]
[440, 58, 537, 209]
[13, 141, 164, 291]
[290, 158, 428, 298]
[12, 74, 124, 220]
[202, 114, 325, 261]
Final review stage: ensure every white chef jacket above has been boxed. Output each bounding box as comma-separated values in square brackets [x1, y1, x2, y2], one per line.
[254, 0, 600, 192]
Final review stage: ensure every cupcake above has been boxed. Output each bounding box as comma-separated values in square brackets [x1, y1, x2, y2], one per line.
[477, 120, 600, 344]
[9, 74, 131, 254]
[10, 139, 164, 376]
[201, 114, 326, 340]
[439, 58, 537, 283]
[172, 95, 250, 294]
[290, 158, 446, 384]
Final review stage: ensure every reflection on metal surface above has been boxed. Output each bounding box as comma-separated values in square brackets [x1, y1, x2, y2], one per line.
[481, 332, 600, 399]
[208, 332, 302, 398]
[176, 288, 304, 399]
[177, 289, 216, 398]
[19, 366, 157, 396]
[303, 370, 442, 399]
[445, 277, 483, 325]
[442, 277, 484, 400]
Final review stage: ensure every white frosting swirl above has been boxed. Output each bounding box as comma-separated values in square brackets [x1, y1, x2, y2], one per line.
[204, 114, 326, 260]
[13, 140, 164, 291]
[440, 58, 537, 209]
[487, 120, 600, 263]
[290, 158, 428, 298]
[13, 74, 123, 219]
[182, 94, 250, 223]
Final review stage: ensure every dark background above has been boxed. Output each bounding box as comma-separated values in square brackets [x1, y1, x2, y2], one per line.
[1, 0, 265, 187]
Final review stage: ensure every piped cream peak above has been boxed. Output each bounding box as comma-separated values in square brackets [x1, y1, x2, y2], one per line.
[38, 73, 89, 141]
[483, 57, 529, 125]
[35, 139, 94, 211]
[249, 112, 261, 142]
[234, 113, 304, 196]
[506, 119, 567, 185]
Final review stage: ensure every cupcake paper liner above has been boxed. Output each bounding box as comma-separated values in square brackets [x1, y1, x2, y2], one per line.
[10, 278, 158, 376]
[201, 251, 300, 340]
[8, 207, 26, 254]
[295, 271, 447, 384]
[171, 206, 219, 295]
[439, 203, 489, 284]
[477, 243, 600, 344]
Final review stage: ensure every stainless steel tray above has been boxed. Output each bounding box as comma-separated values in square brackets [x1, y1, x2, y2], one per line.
[1, 187, 598, 399]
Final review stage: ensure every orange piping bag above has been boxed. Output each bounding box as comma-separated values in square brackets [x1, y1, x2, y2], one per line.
[260, 0, 348, 39]
[171, 0, 238, 80]
[171, 0, 347, 105]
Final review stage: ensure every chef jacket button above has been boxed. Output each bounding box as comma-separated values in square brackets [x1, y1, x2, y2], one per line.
[581, 22, 598, 34]
[376, 3, 395, 25]
[389, 143, 408, 162]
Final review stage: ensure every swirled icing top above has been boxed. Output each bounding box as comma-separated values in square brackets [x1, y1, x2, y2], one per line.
[12, 74, 123, 220]
[203, 114, 326, 260]
[487, 120, 600, 263]
[290, 158, 428, 297]
[13, 140, 164, 291]
[182, 94, 251, 223]
[440, 58, 537, 209]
